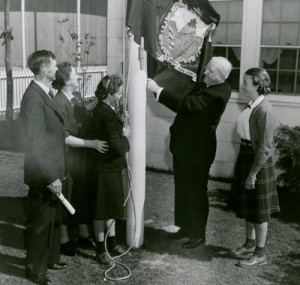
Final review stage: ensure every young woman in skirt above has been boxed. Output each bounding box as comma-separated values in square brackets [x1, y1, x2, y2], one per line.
[230, 68, 280, 267]
[88, 75, 130, 265]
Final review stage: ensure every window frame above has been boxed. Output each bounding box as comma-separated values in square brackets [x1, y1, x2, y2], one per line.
[227, 0, 300, 103]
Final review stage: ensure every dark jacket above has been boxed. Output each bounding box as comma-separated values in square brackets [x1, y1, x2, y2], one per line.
[54, 91, 89, 139]
[159, 82, 231, 163]
[89, 101, 130, 172]
[20, 81, 66, 186]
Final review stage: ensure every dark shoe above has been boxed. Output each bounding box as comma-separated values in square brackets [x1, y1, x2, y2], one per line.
[238, 254, 267, 267]
[60, 241, 78, 256]
[96, 252, 113, 265]
[182, 237, 206, 249]
[26, 274, 51, 285]
[109, 244, 129, 256]
[48, 262, 68, 270]
[78, 237, 96, 249]
[167, 229, 188, 240]
[230, 245, 255, 257]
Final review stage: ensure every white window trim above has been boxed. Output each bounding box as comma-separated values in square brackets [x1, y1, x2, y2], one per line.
[239, 0, 300, 103]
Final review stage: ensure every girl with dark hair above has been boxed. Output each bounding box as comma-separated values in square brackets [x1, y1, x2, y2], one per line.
[53, 62, 108, 256]
[230, 68, 280, 267]
[89, 75, 130, 265]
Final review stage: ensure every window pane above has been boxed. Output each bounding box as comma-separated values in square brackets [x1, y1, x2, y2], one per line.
[211, 0, 242, 91]
[228, 47, 240, 68]
[277, 71, 295, 93]
[296, 73, 300, 93]
[261, 48, 279, 69]
[262, 23, 280, 45]
[228, 69, 240, 90]
[212, 47, 226, 57]
[211, 24, 227, 44]
[227, 24, 242, 45]
[279, 49, 297, 70]
[210, 2, 228, 22]
[280, 24, 299, 46]
[263, 0, 281, 22]
[282, 0, 300, 22]
[228, 1, 243, 21]
[211, 0, 243, 45]
[266, 70, 278, 93]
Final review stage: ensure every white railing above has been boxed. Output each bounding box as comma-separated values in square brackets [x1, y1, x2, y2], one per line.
[0, 66, 107, 113]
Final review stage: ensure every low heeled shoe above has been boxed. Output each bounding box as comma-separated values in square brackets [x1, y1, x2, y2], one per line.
[182, 237, 206, 249]
[78, 237, 96, 249]
[96, 252, 114, 265]
[238, 254, 267, 267]
[60, 241, 79, 256]
[230, 245, 255, 257]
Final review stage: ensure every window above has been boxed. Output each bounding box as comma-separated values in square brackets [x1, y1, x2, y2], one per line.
[210, 0, 243, 90]
[261, 0, 300, 95]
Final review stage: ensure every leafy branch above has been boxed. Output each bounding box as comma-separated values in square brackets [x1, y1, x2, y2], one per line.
[0, 27, 14, 46]
[57, 18, 96, 97]
[57, 18, 96, 67]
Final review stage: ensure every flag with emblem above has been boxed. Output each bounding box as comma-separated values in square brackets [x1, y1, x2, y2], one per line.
[126, 0, 220, 97]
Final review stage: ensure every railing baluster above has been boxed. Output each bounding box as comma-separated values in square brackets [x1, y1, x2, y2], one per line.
[0, 66, 107, 114]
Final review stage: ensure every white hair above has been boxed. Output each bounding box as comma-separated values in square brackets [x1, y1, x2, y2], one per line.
[209, 56, 232, 81]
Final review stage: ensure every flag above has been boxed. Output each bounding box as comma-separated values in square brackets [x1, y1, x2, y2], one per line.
[126, 0, 220, 97]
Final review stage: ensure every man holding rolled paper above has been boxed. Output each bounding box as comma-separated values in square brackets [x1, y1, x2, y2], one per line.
[20, 50, 68, 285]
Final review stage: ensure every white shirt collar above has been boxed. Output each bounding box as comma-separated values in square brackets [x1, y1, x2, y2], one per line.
[248, 95, 264, 109]
[33, 79, 51, 95]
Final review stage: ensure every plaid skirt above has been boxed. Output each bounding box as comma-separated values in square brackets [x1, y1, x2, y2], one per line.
[232, 143, 280, 223]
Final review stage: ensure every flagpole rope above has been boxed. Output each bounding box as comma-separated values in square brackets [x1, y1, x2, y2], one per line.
[102, 32, 138, 282]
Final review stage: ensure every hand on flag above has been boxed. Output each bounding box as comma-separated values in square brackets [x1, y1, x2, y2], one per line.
[146, 79, 161, 94]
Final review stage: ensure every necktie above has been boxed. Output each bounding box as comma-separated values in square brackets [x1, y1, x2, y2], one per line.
[48, 89, 54, 101]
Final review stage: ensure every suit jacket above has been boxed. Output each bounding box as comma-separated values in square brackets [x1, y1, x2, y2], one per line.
[89, 101, 130, 172]
[249, 99, 276, 177]
[54, 91, 89, 139]
[20, 81, 66, 186]
[159, 82, 231, 162]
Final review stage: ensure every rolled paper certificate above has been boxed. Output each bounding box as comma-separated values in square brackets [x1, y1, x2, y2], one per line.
[57, 193, 76, 215]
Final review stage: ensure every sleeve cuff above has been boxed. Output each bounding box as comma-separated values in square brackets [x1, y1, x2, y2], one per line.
[156, 87, 164, 101]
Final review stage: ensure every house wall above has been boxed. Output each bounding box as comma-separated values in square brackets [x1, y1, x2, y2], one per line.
[146, 92, 300, 178]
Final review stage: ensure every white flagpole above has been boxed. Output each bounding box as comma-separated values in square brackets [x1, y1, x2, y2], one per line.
[126, 36, 147, 248]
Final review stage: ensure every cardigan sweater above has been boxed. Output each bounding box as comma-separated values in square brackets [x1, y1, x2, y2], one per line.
[248, 99, 276, 177]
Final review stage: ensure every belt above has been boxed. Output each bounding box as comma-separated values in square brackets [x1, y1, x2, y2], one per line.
[241, 139, 252, 146]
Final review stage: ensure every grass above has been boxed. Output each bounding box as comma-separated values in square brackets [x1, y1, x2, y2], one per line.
[0, 150, 300, 284]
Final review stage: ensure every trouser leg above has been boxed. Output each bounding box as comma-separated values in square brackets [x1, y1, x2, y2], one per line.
[187, 166, 210, 239]
[173, 156, 188, 231]
[25, 187, 60, 276]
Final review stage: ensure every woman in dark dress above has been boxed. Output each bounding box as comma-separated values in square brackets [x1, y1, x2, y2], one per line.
[230, 68, 280, 267]
[53, 62, 108, 255]
[89, 75, 130, 265]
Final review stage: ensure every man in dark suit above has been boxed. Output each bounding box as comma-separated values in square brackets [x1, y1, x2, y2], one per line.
[147, 57, 232, 249]
[20, 50, 67, 285]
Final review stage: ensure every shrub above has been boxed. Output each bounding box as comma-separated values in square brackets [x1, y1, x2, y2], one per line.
[273, 124, 300, 192]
